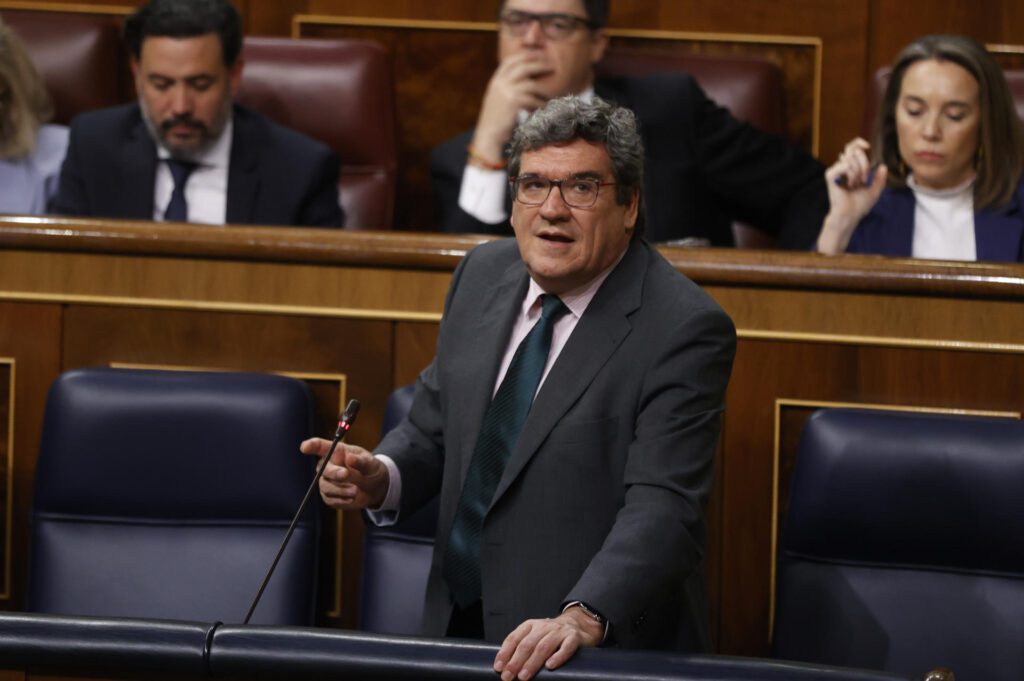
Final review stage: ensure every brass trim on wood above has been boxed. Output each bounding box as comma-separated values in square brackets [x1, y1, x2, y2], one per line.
[292, 14, 497, 37]
[7, 292, 1024, 353]
[987, 43, 1024, 55]
[0, 291, 444, 323]
[108, 362, 350, 618]
[291, 15, 823, 155]
[768, 398, 1021, 641]
[738, 329, 1024, 354]
[109, 362, 349, 391]
[0, 1, 131, 15]
[0, 358, 13, 600]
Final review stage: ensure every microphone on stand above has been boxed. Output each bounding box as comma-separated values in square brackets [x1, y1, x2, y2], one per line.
[244, 399, 361, 624]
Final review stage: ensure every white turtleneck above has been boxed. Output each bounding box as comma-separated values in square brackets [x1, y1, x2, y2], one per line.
[909, 173, 976, 261]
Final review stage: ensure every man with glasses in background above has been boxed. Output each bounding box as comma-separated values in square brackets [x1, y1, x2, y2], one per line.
[431, 0, 827, 249]
[306, 95, 735, 680]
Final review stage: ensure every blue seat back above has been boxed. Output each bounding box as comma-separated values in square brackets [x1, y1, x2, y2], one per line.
[28, 368, 319, 625]
[359, 383, 439, 634]
[774, 408, 1024, 680]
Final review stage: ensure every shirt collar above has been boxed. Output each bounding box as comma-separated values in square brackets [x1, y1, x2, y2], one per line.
[906, 172, 975, 198]
[522, 245, 627, 320]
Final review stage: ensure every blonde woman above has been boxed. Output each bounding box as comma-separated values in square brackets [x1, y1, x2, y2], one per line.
[0, 18, 68, 214]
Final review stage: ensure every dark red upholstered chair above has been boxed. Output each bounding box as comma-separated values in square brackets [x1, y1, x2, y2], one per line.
[0, 9, 131, 124]
[597, 49, 787, 249]
[236, 37, 398, 230]
[863, 65, 1024, 138]
[598, 49, 785, 137]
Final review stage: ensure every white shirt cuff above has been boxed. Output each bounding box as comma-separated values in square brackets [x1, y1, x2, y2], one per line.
[365, 454, 401, 527]
[458, 163, 509, 225]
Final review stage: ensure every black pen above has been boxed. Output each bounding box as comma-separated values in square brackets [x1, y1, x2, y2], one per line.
[834, 165, 879, 188]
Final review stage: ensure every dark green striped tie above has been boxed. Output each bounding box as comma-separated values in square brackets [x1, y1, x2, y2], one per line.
[443, 294, 568, 608]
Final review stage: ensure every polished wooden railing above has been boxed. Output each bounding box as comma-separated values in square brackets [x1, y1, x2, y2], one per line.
[3, 217, 1024, 657]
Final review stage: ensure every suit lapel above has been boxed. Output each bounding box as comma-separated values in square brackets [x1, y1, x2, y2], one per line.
[490, 242, 647, 507]
[455, 259, 530, 482]
[975, 192, 1024, 262]
[121, 115, 158, 219]
[880, 189, 915, 256]
[226, 108, 260, 224]
[594, 78, 630, 109]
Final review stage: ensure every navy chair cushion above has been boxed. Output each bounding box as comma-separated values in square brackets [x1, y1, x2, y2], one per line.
[773, 408, 1024, 680]
[28, 368, 318, 625]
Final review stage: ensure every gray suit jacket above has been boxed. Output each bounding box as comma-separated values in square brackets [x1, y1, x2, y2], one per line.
[378, 238, 736, 651]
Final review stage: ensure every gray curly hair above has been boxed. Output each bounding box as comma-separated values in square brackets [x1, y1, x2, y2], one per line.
[508, 95, 646, 237]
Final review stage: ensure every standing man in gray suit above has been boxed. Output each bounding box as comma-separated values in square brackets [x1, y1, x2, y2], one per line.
[303, 95, 735, 680]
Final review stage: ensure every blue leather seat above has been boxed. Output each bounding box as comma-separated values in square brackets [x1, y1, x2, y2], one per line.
[359, 383, 439, 635]
[773, 408, 1024, 680]
[27, 368, 319, 625]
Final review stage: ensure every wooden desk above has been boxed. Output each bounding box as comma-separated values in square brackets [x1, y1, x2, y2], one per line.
[3, 217, 1023, 655]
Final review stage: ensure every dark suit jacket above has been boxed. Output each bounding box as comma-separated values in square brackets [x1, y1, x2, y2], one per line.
[51, 103, 343, 227]
[847, 182, 1024, 261]
[431, 73, 827, 249]
[378, 238, 736, 651]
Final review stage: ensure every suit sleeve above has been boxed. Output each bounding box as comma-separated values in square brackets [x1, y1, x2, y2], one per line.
[688, 79, 827, 250]
[374, 248, 475, 513]
[430, 134, 513, 236]
[49, 118, 90, 217]
[296, 146, 344, 228]
[566, 303, 736, 645]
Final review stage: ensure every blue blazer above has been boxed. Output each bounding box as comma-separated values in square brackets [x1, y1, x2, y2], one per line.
[847, 181, 1024, 262]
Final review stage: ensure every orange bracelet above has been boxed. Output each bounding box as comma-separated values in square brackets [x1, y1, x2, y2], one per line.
[467, 144, 507, 170]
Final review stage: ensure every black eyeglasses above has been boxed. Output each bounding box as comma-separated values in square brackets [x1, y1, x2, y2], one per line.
[499, 10, 595, 40]
[511, 175, 616, 208]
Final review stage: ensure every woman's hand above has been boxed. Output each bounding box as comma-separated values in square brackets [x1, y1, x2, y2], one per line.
[817, 138, 889, 254]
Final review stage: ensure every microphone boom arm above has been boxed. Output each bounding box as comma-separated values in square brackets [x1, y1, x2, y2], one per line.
[243, 399, 361, 624]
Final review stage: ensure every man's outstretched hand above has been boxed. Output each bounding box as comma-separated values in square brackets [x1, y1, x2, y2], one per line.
[300, 438, 389, 510]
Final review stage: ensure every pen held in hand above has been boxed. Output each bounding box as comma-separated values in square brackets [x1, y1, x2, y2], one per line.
[834, 165, 879, 188]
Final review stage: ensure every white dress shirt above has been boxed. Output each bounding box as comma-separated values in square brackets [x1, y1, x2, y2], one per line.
[153, 116, 233, 225]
